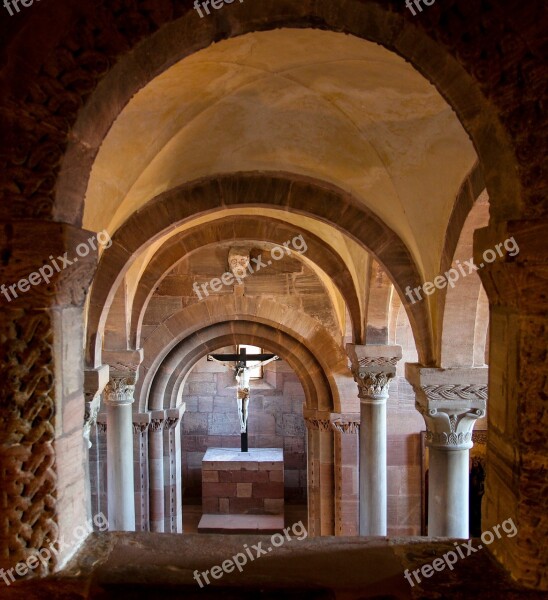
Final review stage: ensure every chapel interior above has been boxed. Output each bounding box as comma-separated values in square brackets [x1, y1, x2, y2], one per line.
[0, 1, 546, 598]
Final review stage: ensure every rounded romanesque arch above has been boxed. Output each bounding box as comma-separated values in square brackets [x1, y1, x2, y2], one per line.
[146, 322, 335, 413]
[128, 216, 364, 348]
[137, 295, 356, 414]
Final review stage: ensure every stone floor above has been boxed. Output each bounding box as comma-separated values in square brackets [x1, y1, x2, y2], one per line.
[2, 533, 547, 599]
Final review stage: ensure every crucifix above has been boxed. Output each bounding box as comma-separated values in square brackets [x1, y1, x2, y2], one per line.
[207, 347, 280, 452]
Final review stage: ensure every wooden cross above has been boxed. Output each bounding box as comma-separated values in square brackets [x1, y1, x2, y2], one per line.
[207, 347, 280, 452]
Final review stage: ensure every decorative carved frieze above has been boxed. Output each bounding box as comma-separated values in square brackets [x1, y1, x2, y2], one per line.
[357, 356, 400, 368]
[422, 384, 488, 402]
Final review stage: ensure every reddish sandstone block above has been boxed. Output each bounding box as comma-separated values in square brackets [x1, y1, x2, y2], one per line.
[202, 470, 219, 483]
[202, 497, 219, 513]
[269, 470, 284, 482]
[264, 499, 284, 514]
[252, 482, 284, 499]
[237, 483, 252, 498]
[233, 470, 269, 483]
[219, 498, 229, 514]
[202, 482, 236, 497]
[229, 498, 264, 513]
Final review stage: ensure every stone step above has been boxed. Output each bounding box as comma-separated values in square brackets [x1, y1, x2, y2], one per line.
[198, 513, 284, 534]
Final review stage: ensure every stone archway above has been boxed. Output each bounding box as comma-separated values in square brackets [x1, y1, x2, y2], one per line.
[0, 1, 546, 588]
[133, 319, 356, 537]
[128, 216, 364, 348]
[85, 173, 434, 368]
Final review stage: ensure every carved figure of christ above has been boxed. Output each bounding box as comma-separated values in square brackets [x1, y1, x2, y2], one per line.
[207, 347, 280, 452]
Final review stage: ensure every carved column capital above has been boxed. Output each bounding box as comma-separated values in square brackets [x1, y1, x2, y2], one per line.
[103, 351, 143, 407]
[103, 374, 136, 406]
[303, 411, 360, 434]
[149, 417, 166, 432]
[164, 404, 186, 430]
[329, 414, 360, 434]
[304, 417, 331, 432]
[406, 364, 487, 450]
[346, 344, 402, 403]
[133, 413, 151, 434]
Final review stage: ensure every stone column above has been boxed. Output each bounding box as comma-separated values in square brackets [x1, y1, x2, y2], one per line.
[149, 411, 166, 532]
[347, 345, 402, 536]
[406, 364, 487, 538]
[133, 413, 151, 532]
[103, 374, 137, 531]
[93, 416, 108, 522]
[163, 405, 186, 533]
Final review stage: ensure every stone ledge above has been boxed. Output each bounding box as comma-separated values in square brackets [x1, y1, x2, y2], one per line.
[2, 533, 544, 599]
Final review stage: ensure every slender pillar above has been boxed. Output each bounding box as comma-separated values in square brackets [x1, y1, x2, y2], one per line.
[303, 414, 335, 537]
[103, 375, 136, 531]
[149, 411, 166, 532]
[330, 414, 360, 536]
[163, 405, 186, 533]
[347, 345, 402, 536]
[133, 413, 151, 532]
[406, 364, 487, 538]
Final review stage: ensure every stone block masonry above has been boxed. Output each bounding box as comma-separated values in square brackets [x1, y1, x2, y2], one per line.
[202, 448, 284, 515]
